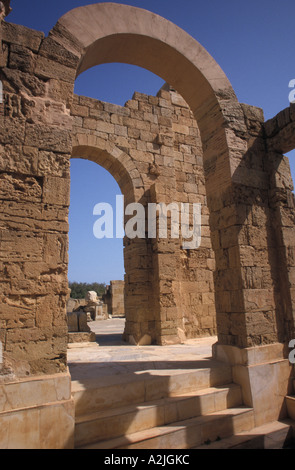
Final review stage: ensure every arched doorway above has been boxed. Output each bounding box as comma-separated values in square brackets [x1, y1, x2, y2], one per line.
[49, 2, 278, 349]
[71, 134, 156, 344]
[68, 158, 125, 316]
[68, 158, 125, 283]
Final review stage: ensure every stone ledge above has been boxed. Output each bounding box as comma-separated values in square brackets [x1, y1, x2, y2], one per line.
[0, 370, 75, 449]
[212, 341, 286, 366]
[213, 342, 294, 427]
[0, 397, 75, 449]
[0, 370, 72, 413]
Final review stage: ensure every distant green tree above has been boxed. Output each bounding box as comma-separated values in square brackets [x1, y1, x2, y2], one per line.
[69, 282, 106, 299]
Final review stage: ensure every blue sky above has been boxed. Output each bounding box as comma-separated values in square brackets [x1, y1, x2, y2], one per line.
[8, 0, 295, 283]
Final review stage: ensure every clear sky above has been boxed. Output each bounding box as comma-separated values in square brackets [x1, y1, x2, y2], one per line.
[7, 0, 295, 284]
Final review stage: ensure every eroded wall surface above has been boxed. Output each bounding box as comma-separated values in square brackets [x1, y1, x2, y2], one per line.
[0, 21, 73, 376]
[71, 86, 217, 344]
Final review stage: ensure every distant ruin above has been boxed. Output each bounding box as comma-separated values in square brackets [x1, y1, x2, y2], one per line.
[67, 282, 125, 342]
[102, 281, 125, 318]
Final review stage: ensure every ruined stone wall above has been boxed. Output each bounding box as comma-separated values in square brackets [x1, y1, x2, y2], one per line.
[1, 12, 295, 377]
[110, 281, 125, 317]
[0, 21, 77, 376]
[264, 104, 295, 154]
[71, 86, 217, 342]
[0, 18, 218, 376]
[1, 4, 295, 448]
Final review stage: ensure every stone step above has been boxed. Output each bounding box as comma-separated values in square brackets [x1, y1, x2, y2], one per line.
[194, 419, 295, 449]
[286, 395, 295, 420]
[75, 384, 242, 448]
[72, 362, 233, 417]
[78, 407, 254, 449]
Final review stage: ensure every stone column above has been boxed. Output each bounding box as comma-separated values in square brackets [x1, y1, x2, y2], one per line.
[0, 21, 80, 448]
[210, 103, 295, 428]
[197, 96, 281, 349]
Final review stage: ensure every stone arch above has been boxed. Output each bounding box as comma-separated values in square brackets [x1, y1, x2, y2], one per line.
[71, 133, 153, 345]
[53, 3, 240, 183]
[50, 2, 245, 231]
[47, 2, 275, 348]
[72, 132, 144, 205]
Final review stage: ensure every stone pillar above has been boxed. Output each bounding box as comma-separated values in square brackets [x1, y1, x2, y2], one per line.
[197, 97, 281, 349]
[123, 235, 155, 345]
[149, 182, 182, 345]
[0, 21, 80, 448]
[210, 103, 295, 428]
[264, 105, 295, 342]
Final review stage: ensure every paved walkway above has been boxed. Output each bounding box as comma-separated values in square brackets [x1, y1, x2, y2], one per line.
[67, 318, 218, 383]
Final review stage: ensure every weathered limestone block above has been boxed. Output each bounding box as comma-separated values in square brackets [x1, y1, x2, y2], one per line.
[48, 20, 84, 58]
[35, 55, 76, 82]
[0, 144, 37, 175]
[1, 68, 46, 97]
[78, 312, 90, 332]
[0, 115, 25, 144]
[2, 22, 44, 52]
[25, 124, 72, 153]
[47, 79, 74, 108]
[8, 44, 36, 73]
[0, 371, 75, 449]
[0, 230, 44, 262]
[38, 37, 80, 69]
[68, 332, 96, 344]
[67, 312, 78, 332]
[43, 232, 68, 268]
[264, 105, 295, 153]
[0, 3, 291, 441]
[38, 151, 70, 178]
[5, 324, 68, 376]
[0, 200, 69, 234]
[109, 281, 125, 317]
[240, 103, 264, 136]
[0, 173, 42, 202]
[43, 176, 70, 206]
[67, 310, 96, 344]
